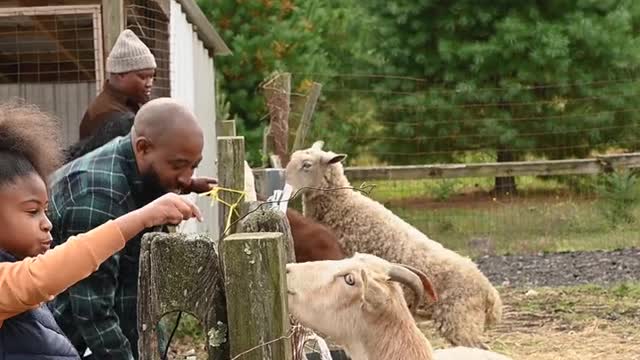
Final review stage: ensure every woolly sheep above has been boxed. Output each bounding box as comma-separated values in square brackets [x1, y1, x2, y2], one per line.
[285, 141, 503, 348]
[286, 253, 513, 360]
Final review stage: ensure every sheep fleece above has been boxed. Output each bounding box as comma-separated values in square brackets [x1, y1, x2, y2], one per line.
[302, 163, 503, 348]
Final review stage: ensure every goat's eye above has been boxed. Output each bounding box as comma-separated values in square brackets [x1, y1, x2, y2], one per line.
[344, 274, 356, 286]
[302, 161, 312, 169]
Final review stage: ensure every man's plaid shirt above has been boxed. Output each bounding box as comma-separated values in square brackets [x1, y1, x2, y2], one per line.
[48, 134, 153, 360]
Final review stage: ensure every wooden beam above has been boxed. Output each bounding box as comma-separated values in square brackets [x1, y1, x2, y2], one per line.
[252, 152, 640, 181]
[342, 153, 640, 181]
[0, 5, 99, 16]
[292, 82, 322, 153]
[151, 0, 170, 20]
[101, 0, 124, 64]
[222, 232, 292, 360]
[217, 136, 246, 236]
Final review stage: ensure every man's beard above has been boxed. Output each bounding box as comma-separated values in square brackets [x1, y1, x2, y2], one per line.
[139, 166, 171, 204]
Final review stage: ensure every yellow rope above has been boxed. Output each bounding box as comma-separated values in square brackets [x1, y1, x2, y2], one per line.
[199, 186, 247, 234]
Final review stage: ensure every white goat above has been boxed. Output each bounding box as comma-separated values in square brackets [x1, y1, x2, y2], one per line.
[285, 141, 502, 348]
[286, 253, 513, 360]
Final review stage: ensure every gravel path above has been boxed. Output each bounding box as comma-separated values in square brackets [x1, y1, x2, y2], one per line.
[476, 247, 640, 287]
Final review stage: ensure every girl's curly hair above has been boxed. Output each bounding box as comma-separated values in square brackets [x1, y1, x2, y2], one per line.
[0, 100, 62, 187]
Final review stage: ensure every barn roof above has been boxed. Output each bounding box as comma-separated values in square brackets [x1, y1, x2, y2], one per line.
[175, 0, 231, 56]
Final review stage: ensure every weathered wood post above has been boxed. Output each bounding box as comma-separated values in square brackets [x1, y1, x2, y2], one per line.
[292, 82, 322, 153]
[216, 136, 245, 236]
[221, 120, 236, 137]
[261, 72, 291, 167]
[222, 232, 292, 360]
[137, 232, 228, 360]
[240, 204, 296, 263]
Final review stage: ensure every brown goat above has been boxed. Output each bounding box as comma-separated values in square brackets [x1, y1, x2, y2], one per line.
[253, 192, 345, 263]
[286, 208, 346, 263]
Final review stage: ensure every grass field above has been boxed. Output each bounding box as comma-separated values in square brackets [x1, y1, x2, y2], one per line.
[353, 175, 640, 258]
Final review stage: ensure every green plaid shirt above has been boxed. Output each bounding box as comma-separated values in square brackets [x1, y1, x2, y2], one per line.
[48, 134, 152, 360]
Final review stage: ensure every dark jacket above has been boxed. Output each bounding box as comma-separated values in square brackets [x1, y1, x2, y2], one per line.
[79, 81, 139, 140]
[0, 250, 80, 360]
[65, 112, 135, 163]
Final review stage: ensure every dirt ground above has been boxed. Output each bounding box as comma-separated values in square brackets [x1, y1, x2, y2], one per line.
[422, 285, 640, 360]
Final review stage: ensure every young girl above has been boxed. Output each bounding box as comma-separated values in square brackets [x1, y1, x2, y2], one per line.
[0, 102, 202, 358]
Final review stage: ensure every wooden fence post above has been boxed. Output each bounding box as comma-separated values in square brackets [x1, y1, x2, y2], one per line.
[261, 72, 291, 167]
[137, 232, 228, 360]
[240, 204, 296, 263]
[292, 82, 322, 153]
[221, 120, 236, 137]
[222, 232, 292, 360]
[217, 136, 245, 236]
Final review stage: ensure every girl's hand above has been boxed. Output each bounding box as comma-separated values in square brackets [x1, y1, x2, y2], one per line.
[139, 193, 203, 227]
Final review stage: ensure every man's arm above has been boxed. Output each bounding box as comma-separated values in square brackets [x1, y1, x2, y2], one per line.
[60, 194, 135, 360]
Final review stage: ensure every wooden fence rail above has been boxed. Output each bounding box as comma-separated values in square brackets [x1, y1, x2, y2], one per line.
[254, 152, 640, 182]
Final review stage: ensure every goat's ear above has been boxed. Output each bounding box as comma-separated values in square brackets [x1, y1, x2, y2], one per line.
[324, 153, 347, 165]
[362, 270, 389, 313]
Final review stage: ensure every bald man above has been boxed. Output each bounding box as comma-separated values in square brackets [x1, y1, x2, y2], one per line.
[48, 98, 216, 360]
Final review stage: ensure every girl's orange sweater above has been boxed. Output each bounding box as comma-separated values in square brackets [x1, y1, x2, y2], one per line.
[0, 221, 125, 327]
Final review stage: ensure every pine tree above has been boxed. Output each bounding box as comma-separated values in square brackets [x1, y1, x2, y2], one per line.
[364, 0, 640, 193]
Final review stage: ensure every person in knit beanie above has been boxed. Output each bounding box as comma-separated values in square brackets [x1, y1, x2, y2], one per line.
[79, 29, 157, 140]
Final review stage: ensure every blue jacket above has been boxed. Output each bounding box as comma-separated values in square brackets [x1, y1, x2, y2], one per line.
[0, 250, 80, 360]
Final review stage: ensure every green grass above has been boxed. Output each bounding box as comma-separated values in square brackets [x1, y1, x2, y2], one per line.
[352, 175, 640, 258]
[356, 175, 575, 203]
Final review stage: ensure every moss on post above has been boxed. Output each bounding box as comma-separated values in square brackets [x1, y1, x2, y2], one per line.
[222, 232, 292, 360]
[137, 232, 228, 359]
[239, 204, 296, 263]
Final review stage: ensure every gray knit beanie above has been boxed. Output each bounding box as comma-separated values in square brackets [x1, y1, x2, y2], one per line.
[106, 29, 157, 74]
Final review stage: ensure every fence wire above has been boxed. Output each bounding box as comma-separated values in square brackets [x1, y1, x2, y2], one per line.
[125, 0, 170, 98]
[276, 73, 640, 258]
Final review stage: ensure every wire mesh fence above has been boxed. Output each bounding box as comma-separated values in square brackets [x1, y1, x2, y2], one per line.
[125, 0, 170, 98]
[0, 9, 99, 84]
[289, 73, 640, 257]
[0, 4, 103, 147]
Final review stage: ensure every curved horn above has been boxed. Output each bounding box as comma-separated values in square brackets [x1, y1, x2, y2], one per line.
[387, 265, 426, 314]
[399, 264, 438, 303]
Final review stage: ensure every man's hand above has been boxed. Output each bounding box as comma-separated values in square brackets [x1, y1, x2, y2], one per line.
[185, 176, 218, 194]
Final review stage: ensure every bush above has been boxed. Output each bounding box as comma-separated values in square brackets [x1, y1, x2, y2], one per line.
[595, 171, 640, 227]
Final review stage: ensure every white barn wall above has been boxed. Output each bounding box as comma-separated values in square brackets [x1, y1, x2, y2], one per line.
[170, 0, 219, 237]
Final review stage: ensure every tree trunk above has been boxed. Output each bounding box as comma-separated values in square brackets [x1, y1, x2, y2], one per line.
[494, 148, 517, 196]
